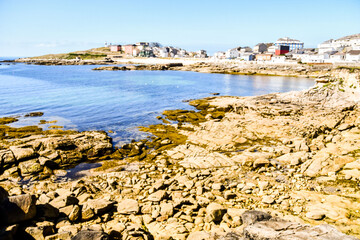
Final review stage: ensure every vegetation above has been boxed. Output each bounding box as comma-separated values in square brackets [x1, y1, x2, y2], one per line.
[64, 53, 107, 60]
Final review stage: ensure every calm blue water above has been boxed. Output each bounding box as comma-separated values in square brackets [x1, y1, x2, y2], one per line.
[0, 62, 314, 145]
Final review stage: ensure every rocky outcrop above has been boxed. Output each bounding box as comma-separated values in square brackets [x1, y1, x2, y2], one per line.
[0, 131, 112, 180]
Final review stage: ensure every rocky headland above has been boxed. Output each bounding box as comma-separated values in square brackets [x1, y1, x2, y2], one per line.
[0, 67, 360, 240]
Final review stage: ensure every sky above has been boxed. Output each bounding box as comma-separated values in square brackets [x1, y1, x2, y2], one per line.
[0, 0, 359, 57]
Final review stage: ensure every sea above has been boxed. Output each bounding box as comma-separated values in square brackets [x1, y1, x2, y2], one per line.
[0, 58, 314, 146]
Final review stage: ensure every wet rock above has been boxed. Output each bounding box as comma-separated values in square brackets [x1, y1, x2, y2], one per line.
[117, 199, 139, 215]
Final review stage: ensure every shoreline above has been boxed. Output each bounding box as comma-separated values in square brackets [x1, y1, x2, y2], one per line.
[0, 67, 360, 239]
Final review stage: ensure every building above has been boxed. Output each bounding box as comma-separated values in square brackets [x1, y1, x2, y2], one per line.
[275, 37, 304, 51]
[329, 52, 345, 62]
[253, 43, 268, 53]
[213, 51, 226, 59]
[195, 50, 207, 58]
[318, 34, 360, 54]
[300, 53, 330, 63]
[256, 54, 272, 61]
[239, 53, 255, 61]
[271, 55, 286, 63]
[346, 50, 360, 62]
[123, 44, 136, 55]
[110, 45, 121, 52]
[275, 46, 290, 55]
[225, 48, 240, 59]
[267, 45, 276, 53]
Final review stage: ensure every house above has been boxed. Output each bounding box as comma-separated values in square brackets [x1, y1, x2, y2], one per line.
[225, 48, 240, 59]
[329, 52, 345, 62]
[256, 54, 272, 61]
[275, 45, 290, 55]
[253, 43, 268, 53]
[239, 47, 252, 53]
[319, 34, 360, 54]
[346, 50, 360, 62]
[195, 50, 207, 58]
[132, 48, 141, 56]
[123, 44, 136, 55]
[110, 45, 121, 52]
[271, 55, 286, 63]
[275, 37, 304, 51]
[300, 53, 330, 63]
[267, 45, 276, 53]
[239, 53, 255, 61]
[213, 51, 226, 59]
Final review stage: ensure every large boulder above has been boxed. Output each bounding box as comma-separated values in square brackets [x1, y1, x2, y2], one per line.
[0, 194, 36, 224]
[241, 210, 272, 225]
[205, 203, 226, 223]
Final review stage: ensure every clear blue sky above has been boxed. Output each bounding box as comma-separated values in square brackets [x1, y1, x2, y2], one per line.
[0, 0, 359, 57]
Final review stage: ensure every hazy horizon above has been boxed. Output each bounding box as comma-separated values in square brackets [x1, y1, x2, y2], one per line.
[1, 0, 360, 57]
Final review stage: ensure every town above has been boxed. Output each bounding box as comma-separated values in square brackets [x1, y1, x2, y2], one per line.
[106, 33, 360, 63]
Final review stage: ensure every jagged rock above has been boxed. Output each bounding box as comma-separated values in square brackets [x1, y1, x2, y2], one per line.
[0, 194, 36, 224]
[9, 146, 36, 161]
[187, 231, 211, 240]
[37, 203, 60, 218]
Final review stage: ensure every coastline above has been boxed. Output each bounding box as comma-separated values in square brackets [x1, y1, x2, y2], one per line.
[0, 65, 360, 239]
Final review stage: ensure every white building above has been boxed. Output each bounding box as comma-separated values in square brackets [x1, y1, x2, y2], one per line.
[318, 34, 360, 54]
[271, 55, 286, 63]
[267, 45, 276, 53]
[275, 37, 304, 51]
[239, 53, 255, 61]
[329, 52, 345, 63]
[213, 51, 226, 59]
[225, 48, 240, 59]
[346, 50, 360, 62]
[300, 53, 330, 63]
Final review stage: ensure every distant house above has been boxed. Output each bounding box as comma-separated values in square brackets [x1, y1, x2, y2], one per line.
[213, 51, 226, 59]
[256, 54, 272, 61]
[195, 50, 207, 58]
[267, 45, 276, 53]
[300, 53, 330, 63]
[225, 48, 240, 59]
[110, 45, 121, 52]
[329, 52, 345, 62]
[271, 55, 286, 63]
[123, 44, 136, 55]
[275, 37, 304, 51]
[253, 43, 267, 53]
[275, 46, 290, 55]
[239, 47, 252, 53]
[239, 53, 255, 61]
[346, 50, 360, 62]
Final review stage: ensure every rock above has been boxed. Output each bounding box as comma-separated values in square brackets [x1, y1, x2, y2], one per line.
[224, 191, 236, 200]
[147, 190, 168, 202]
[25, 221, 55, 240]
[0, 150, 16, 167]
[117, 199, 139, 215]
[306, 211, 326, 220]
[18, 160, 43, 175]
[9, 146, 36, 161]
[187, 231, 211, 240]
[205, 203, 226, 223]
[81, 205, 95, 221]
[253, 158, 270, 168]
[244, 219, 358, 240]
[212, 183, 224, 191]
[0, 194, 36, 224]
[0, 186, 9, 203]
[262, 196, 275, 204]
[37, 204, 60, 218]
[72, 230, 109, 240]
[0, 224, 18, 240]
[84, 199, 114, 216]
[49, 196, 79, 209]
[45, 231, 72, 240]
[241, 210, 272, 225]
[160, 202, 174, 217]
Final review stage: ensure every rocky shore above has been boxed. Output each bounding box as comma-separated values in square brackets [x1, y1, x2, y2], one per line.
[0, 67, 360, 239]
